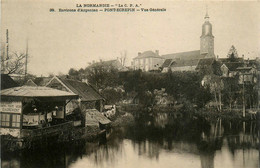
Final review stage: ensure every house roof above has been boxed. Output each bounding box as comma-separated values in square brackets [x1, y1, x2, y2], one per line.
[34, 77, 52, 86]
[161, 59, 173, 68]
[196, 58, 215, 70]
[24, 79, 37, 87]
[51, 77, 103, 102]
[85, 109, 111, 125]
[248, 59, 260, 70]
[134, 51, 162, 59]
[1, 74, 18, 90]
[218, 57, 244, 63]
[162, 50, 203, 60]
[1, 86, 78, 98]
[236, 67, 253, 71]
[223, 62, 244, 71]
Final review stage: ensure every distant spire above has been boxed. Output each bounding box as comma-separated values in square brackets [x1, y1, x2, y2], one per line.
[204, 5, 209, 20]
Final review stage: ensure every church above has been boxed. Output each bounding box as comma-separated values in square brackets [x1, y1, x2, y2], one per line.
[132, 11, 216, 72]
[161, 11, 215, 72]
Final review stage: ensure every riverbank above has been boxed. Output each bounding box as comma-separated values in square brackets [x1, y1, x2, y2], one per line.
[195, 109, 259, 122]
[118, 103, 259, 122]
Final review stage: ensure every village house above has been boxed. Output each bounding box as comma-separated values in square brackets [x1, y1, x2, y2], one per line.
[46, 76, 104, 112]
[0, 86, 78, 140]
[218, 45, 244, 77]
[236, 66, 258, 85]
[195, 57, 219, 75]
[132, 50, 164, 71]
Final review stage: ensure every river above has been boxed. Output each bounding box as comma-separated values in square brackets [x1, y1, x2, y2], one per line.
[1, 113, 259, 168]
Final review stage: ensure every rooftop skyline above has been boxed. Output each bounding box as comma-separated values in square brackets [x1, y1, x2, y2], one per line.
[1, 0, 260, 76]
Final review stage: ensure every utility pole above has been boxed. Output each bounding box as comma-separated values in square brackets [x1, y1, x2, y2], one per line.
[24, 38, 28, 81]
[5, 29, 9, 72]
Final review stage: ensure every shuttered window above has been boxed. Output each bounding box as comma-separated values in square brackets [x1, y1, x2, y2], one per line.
[0, 113, 11, 127]
[0, 113, 21, 128]
[11, 114, 20, 128]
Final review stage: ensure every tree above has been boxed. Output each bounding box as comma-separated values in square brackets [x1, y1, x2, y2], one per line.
[1, 52, 26, 74]
[68, 68, 80, 80]
[85, 64, 119, 89]
[101, 86, 125, 104]
[202, 75, 224, 111]
[222, 78, 239, 111]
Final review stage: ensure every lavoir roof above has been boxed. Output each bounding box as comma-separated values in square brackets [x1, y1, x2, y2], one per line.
[1, 86, 78, 101]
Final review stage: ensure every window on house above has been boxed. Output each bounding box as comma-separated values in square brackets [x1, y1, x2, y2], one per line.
[0, 113, 21, 128]
[11, 114, 20, 128]
[0, 113, 11, 127]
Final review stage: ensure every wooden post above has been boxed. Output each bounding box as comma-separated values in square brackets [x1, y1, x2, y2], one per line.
[243, 73, 246, 118]
[64, 103, 66, 120]
[44, 111, 47, 126]
[20, 102, 23, 131]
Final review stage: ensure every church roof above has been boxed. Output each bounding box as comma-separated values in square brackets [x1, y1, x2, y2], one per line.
[160, 50, 213, 69]
[170, 59, 200, 68]
[162, 50, 202, 60]
[134, 51, 162, 59]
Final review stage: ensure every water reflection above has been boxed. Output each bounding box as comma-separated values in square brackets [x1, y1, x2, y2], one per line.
[2, 113, 259, 168]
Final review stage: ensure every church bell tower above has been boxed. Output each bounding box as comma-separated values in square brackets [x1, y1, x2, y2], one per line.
[200, 10, 214, 57]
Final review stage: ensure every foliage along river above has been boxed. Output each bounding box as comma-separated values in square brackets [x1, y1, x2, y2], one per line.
[2, 112, 259, 168]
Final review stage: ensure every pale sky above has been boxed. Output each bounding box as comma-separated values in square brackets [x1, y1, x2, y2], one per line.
[1, 0, 260, 76]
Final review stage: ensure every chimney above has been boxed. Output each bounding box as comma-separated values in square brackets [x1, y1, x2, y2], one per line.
[138, 52, 141, 56]
[92, 60, 95, 64]
[100, 59, 102, 62]
[155, 50, 159, 55]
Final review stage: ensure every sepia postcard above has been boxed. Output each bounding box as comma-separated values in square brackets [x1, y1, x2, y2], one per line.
[1, 0, 260, 168]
